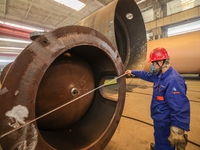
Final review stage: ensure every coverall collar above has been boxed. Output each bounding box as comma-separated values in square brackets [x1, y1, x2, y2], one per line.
[160, 66, 173, 80]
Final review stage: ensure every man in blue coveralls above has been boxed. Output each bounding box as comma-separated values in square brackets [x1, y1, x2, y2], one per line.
[125, 47, 190, 150]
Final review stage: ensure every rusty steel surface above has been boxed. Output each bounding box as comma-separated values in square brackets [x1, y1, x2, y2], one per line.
[36, 53, 95, 130]
[0, 26, 126, 149]
[144, 31, 200, 74]
[78, 0, 147, 71]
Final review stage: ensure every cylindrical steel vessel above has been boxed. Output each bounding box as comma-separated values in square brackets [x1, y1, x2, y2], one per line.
[78, 0, 147, 70]
[0, 26, 126, 149]
[144, 31, 200, 74]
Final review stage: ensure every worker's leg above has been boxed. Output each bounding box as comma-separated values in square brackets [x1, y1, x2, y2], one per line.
[153, 121, 175, 150]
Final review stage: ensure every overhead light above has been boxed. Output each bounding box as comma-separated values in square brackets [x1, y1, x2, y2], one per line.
[137, 0, 146, 5]
[0, 21, 45, 32]
[0, 38, 31, 44]
[0, 47, 24, 50]
[0, 59, 14, 63]
[55, 0, 86, 11]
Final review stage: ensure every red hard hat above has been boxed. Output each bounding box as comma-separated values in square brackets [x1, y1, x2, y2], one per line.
[149, 47, 170, 62]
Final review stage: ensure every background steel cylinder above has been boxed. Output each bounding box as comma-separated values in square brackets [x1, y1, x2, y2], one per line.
[144, 31, 200, 74]
[0, 25, 126, 150]
[77, 0, 147, 71]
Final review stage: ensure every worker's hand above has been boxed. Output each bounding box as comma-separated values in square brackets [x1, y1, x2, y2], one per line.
[125, 70, 133, 78]
[125, 70, 132, 75]
[168, 126, 188, 150]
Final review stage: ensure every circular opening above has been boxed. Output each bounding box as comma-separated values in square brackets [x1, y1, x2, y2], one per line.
[100, 76, 119, 102]
[35, 45, 121, 149]
[126, 13, 133, 20]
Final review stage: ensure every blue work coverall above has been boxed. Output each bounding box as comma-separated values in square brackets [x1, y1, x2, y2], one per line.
[131, 67, 190, 150]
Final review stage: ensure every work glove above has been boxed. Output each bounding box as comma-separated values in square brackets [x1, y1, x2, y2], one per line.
[168, 126, 188, 150]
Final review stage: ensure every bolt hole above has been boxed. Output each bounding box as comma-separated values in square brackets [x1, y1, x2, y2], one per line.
[126, 13, 133, 20]
[43, 40, 47, 44]
[71, 88, 79, 96]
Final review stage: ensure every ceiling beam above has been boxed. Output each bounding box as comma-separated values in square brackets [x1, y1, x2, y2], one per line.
[5, 0, 71, 18]
[3, 0, 7, 16]
[56, 17, 68, 27]
[24, 0, 34, 20]
[1, 0, 79, 27]
[0, 14, 54, 30]
[42, 2, 61, 24]
[95, 0, 105, 6]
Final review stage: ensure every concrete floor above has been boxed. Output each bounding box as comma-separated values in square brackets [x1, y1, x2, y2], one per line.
[105, 75, 200, 150]
[0, 75, 199, 150]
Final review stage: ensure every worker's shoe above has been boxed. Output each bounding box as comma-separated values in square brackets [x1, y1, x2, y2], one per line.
[150, 143, 155, 150]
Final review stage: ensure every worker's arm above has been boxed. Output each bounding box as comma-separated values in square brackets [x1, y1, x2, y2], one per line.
[125, 70, 157, 83]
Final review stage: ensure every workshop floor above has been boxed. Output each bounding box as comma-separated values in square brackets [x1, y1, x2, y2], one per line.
[105, 75, 200, 150]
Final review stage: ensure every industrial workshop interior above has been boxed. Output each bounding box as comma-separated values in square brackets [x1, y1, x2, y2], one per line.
[0, 0, 200, 149]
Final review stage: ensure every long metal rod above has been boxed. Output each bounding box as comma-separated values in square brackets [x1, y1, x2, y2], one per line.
[0, 73, 127, 139]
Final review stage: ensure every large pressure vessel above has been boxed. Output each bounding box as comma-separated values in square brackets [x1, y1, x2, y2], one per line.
[0, 26, 126, 150]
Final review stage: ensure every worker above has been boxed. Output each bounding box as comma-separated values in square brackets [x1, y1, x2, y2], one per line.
[125, 47, 190, 150]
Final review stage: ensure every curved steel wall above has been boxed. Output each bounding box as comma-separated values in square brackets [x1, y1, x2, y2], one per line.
[78, 0, 147, 70]
[0, 25, 126, 150]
